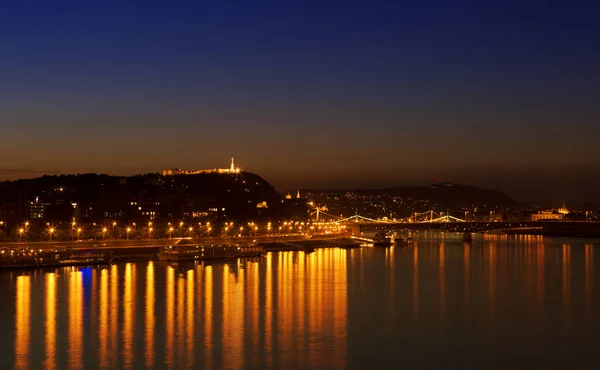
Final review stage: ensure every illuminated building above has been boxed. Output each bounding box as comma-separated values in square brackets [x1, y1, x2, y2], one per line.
[283, 190, 309, 220]
[162, 158, 241, 176]
[531, 211, 564, 221]
[557, 203, 569, 216]
[30, 197, 45, 219]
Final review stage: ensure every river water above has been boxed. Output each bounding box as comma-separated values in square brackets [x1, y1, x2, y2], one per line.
[1, 232, 599, 369]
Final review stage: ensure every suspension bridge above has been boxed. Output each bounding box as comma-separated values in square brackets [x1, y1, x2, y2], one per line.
[309, 208, 466, 224]
[307, 208, 558, 235]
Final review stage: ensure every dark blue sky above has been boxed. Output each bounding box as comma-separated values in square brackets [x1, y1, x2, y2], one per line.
[1, 1, 599, 202]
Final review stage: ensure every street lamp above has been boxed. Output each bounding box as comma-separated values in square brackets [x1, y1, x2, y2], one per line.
[126, 227, 131, 240]
[71, 221, 77, 241]
[188, 227, 193, 238]
[149, 227, 154, 238]
[169, 227, 174, 239]
[102, 227, 107, 240]
[48, 227, 55, 242]
[18, 228, 24, 243]
[77, 228, 82, 240]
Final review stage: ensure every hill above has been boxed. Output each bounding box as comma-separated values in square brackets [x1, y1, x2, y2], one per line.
[381, 184, 518, 208]
[299, 183, 518, 219]
[0, 171, 283, 225]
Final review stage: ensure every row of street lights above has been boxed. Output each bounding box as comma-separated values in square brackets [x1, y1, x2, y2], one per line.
[12, 219, 344, 242]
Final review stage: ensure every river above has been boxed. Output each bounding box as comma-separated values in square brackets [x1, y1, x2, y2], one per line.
[1, 232, 599, 369]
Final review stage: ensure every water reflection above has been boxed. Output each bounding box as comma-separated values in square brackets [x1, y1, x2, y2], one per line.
[562, 244, 571, 327]
[186, 269, 194, 366]
[45, 273, 57, 370]
[166, 265, 175, 367]
[413, 245, 419, 318]
[68, 270, 83, 370]
[123, 263, 135, 369]
[15, 275, 30, 370]
[5, 241, 599, 369]
[585, 244, 593, 312]
[204, 265, 213, 369]
[563, 245, 571, 309]
[464, 243, 470, 305]
[439, 242, 445, 320]
[489, 243, 497, 317]
[145, 262, 155, 368]
[109, 265, 118, 368]
[99, 269, 109, 369]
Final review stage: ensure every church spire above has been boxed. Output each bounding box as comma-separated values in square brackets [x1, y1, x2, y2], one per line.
[296, 190, 301, 199]
[230, 157, 235, 172]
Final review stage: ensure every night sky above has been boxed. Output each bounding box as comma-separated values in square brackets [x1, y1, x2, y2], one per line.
[1, 1, 599, 203]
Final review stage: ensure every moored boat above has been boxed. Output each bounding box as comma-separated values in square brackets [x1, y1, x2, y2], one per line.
[0, 247, 113, 269]
[158, 243, 264, 262]
[394, 237, 413, 246]
[372, 233, 392, 247]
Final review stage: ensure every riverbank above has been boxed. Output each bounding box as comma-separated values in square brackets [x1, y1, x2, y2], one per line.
[0, 235, 362, 269]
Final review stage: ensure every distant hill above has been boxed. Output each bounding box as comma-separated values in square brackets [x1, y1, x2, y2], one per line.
[381, 184, 518, 208]
[300, 183, 518, 209]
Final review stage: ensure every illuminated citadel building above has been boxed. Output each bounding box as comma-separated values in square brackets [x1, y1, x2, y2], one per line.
[162, 158, 241, 176]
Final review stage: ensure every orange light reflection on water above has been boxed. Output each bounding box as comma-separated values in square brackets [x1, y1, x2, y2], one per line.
[489, 243, 497, 317]
[99, 269, 109, 369]
[68, 270, 83, 370]
[265, 254, 273, 366]
[585, 244, 593, 315]
[464, 244, 470, 304]
[45, 273, 57, 370]
[439, 242, 445, 319]
[15, 275, 30, 370]
[204, 266, 213, 369]
[562, 244, 571, 317]
[123, 264, 136, 369]
[145, 262, 155, 368]
[413, 245, 419, 318]
[186, 269, 195, 366]
[166, 266, 175, 367]
[176, 270, 185, 366]
[9, 249, 350, 369]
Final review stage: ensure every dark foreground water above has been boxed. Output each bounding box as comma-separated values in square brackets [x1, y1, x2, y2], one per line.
[1, 232, 599, 369]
